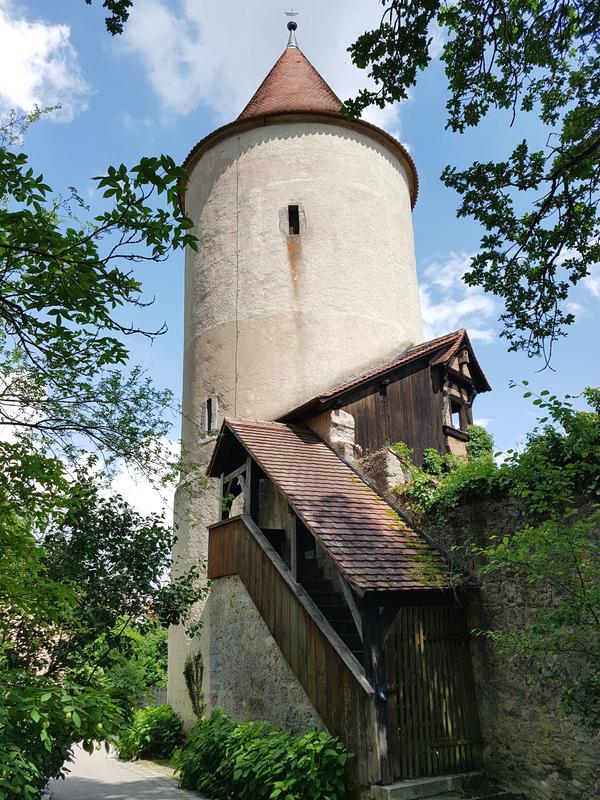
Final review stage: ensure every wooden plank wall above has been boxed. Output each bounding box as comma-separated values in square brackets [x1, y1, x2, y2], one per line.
[208, 516, 380, 786]
[341, 363, 446, 465]
[384, 605, 482, 780]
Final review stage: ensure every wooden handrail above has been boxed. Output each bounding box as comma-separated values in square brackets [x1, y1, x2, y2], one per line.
[242, 515, 373, 694]
[207, 514, 381, 785]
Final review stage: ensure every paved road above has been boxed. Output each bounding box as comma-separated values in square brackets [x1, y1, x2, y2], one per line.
[49, 746, 207, 800]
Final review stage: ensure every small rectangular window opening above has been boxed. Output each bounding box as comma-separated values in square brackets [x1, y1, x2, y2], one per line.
[206, 397, 213, 433]
[288, 204, 300, 235]
[451, 402, 461, 430]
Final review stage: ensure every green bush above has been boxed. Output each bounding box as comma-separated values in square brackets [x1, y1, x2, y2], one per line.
[466, 424, 494, 461]
[98, 618, 168, 718]
[176, 709, 352, 800]
[422, 447, 443, 475]
[117, 704, 182, 761]
[0, 673, 120, 800]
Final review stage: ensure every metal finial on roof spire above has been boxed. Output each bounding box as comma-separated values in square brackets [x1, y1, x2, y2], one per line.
[285, 10, 299, 48]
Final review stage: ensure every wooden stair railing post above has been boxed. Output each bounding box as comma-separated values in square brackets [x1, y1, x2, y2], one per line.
[362, 600, 392, 785]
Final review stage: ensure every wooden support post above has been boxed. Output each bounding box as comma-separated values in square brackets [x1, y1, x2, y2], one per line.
[249, 458, 260, 522]
[218, 472, 225, 522]
[362, 601, 392, 785]
[341, 579, 363, 641]
[290, 513, 298, 581]
[242, 457, 251, 515]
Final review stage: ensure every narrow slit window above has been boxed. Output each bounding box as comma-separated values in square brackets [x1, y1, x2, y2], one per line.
[288, 204, 300, 235]
[206, 397, 213, 433]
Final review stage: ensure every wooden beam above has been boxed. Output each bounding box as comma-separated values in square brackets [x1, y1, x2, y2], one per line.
[341, 579, 363, 640]
[242, 456, 251, 514]
[218, 471, 225, 522]
[362, 602, 392, 785]
[249, 457, 260, 521]
[290, 513, 298, 580]
[223, 462, 247, 485]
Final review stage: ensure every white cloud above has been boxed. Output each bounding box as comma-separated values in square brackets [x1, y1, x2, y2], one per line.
[582, 265, 600, 298]
[0, 0, 88, 120]
[419, 251, 497, 342]
[474, 418, 492, 428]
[428, 20, 445, 59]
[110, 459, 176, 520]
[120, 0, 408, 136]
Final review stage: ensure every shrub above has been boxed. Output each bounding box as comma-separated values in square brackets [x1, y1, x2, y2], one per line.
[99, 618, 168, 718]
[428, 457, 504, 515]
[466, 424, 494, 461]
[422, 447, 443, 475]
[117, 704, 182, 761]
[0, 674, 120, 800]
[390, 440, 413, 462]
[176, 709, 351, 800]
[175, 709, 235, 796]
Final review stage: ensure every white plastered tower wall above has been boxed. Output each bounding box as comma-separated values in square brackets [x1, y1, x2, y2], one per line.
[167, 115, 424, 725]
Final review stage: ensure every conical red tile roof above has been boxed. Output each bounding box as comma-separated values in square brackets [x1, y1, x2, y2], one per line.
[238, 46, 342, 120]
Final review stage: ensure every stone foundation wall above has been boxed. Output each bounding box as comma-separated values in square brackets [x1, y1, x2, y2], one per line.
[427, 501, 600, 800]
[198, 575, 324, 734]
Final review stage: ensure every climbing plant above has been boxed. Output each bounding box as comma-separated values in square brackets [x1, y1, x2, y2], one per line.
[391, 387, 600, 732]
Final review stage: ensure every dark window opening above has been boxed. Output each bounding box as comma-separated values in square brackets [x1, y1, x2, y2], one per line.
[288, 204, 300, 235]
[206, 397, 213, 433]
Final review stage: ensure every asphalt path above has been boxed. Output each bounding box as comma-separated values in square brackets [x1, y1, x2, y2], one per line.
[48, 746, 207, 800]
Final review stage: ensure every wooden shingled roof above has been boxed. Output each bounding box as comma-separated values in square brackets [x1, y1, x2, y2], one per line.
[208, 419, 449, 594]
[279, 329, 491, 424]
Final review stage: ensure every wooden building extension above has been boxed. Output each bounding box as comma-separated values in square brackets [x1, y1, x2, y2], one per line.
[207, 419, 482, 787]
[279, 329, 491, 466]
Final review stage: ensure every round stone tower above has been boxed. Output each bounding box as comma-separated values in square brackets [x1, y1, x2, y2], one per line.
[168, 24, 424, 724]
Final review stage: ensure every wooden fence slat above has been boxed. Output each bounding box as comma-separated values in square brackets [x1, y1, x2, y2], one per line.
[385, 606, 481, 781]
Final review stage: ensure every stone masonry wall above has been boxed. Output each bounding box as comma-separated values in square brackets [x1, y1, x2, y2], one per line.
[427, 500, 600, 800]
[199, 575, 325, 734]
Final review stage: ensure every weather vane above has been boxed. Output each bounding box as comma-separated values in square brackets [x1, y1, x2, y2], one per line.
[285, 8, 299, 47]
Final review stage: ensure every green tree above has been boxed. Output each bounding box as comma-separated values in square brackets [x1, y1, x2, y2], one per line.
[347, 1, 599, 362]
[0, 95, 200, 794]
[0, 110, 195, 472]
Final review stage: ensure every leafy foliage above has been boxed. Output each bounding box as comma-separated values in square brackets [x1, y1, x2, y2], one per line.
[422, 447, 443, 475]
[466, 424, 494, 461]
[0, 108, 195, 471]
[84, 0, 133, 34]
[347, 1, 600, 361]
[390, 386, 600, 731]
[176, 709, 352, 800]
[0, 466, 206, 796]
[0, 673, 119, 799]
[117, 704, 183, 761]
[0, 105, 202, 796]
[91, 617, 168, 717]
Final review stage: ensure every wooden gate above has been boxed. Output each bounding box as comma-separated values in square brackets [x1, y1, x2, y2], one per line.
[384, 605, 481, 780]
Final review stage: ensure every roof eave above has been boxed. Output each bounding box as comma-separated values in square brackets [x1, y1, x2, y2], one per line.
[178, 110, 419, 213]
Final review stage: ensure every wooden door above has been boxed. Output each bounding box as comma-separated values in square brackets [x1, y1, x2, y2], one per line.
[384, 605, 481, 780]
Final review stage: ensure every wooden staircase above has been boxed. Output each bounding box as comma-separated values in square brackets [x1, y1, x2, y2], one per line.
[300, 560, 364, 666]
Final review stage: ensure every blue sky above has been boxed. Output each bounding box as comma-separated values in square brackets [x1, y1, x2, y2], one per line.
[1, 0, 598, 510]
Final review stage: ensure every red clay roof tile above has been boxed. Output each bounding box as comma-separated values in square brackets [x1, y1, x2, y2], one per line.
[209, 419, 449, 594]
[238, 47, 342, 120]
